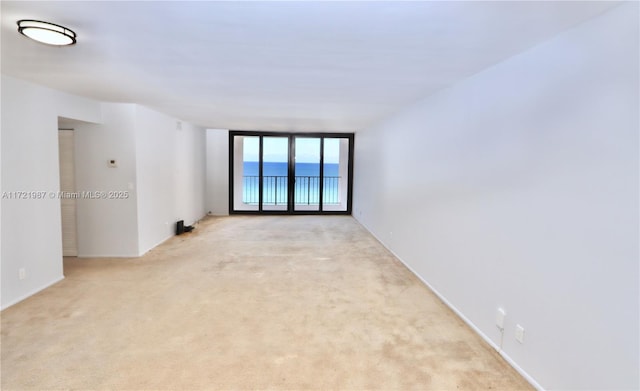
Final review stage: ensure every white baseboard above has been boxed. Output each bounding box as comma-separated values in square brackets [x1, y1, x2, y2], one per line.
[1, 275, 65, 311]
[354, 217, 544, 391]
[138, 233, 173, 257]
[498, 348, 544, 391]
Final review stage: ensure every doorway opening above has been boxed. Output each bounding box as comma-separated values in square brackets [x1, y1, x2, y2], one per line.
[58, 118, 78, 260]
[229, 131, 354, 215]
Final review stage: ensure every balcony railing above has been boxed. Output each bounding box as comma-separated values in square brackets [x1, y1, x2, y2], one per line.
[243, 176, 341, 205]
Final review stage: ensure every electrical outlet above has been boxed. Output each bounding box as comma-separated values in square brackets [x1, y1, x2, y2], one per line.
[19, 268, 26, 280]
[496, 308, 506, 330]
[515, 324, 525, 344]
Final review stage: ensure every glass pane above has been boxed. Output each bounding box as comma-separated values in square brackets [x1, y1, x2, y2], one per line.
[233, 136, 259, 211]
[322, 138, 348, 211]
[294, 137, 320, 211]
[262, 137, 289, 211]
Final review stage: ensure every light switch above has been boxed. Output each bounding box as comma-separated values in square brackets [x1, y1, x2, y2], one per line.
[496, 308, 506, 330]
[515, 324, 525, 344]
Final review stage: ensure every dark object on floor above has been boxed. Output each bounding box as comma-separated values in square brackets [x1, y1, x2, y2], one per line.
[176, 220, 195, 235]
[176, 220, 184, 235]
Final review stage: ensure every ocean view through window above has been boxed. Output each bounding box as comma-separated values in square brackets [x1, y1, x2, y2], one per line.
[242, 161, 340, 205]
[230, 132, 353, 214]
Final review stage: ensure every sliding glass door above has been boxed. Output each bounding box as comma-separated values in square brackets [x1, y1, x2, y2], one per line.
[294, 137, 321, 212]
[232, 135, 260, 211]
[322, 137, 350, 212]
[229, 132, 353, 214]
[262, 136, 289, 211]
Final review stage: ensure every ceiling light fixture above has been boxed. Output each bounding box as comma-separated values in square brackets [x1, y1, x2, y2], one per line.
[17, 20, 76, 46]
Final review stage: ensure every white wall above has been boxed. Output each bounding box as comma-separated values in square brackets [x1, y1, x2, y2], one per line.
[75, 104, 206, 257]
[175, 121, 207, 226]
[206, 129, 229, 215]
[74, 104, 140, 257]
[353, 4, 638, 390]
[1, 75, 102, 309]
[1, 76, 207, 307]
[1, 76, 2, 312]
[135, 106, 177, 254]
[135, 106, 206, 255]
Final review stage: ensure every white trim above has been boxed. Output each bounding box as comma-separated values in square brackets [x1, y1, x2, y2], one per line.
[138, 234, 173, 257]
[1, 275, 65, 311]
[354, 217, 544, 391]
[498, 349, 544, 391]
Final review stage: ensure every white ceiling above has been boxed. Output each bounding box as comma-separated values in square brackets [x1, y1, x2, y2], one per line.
[1, 1, 618, 131]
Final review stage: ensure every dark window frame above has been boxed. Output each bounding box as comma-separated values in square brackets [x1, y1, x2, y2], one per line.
[228, 131, 355, 215]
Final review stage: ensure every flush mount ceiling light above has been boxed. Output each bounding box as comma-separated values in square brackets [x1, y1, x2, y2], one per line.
[17, 20, 76, 46]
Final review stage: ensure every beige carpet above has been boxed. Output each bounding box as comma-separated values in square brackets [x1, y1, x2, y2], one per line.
[1, 216, 532, 390]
